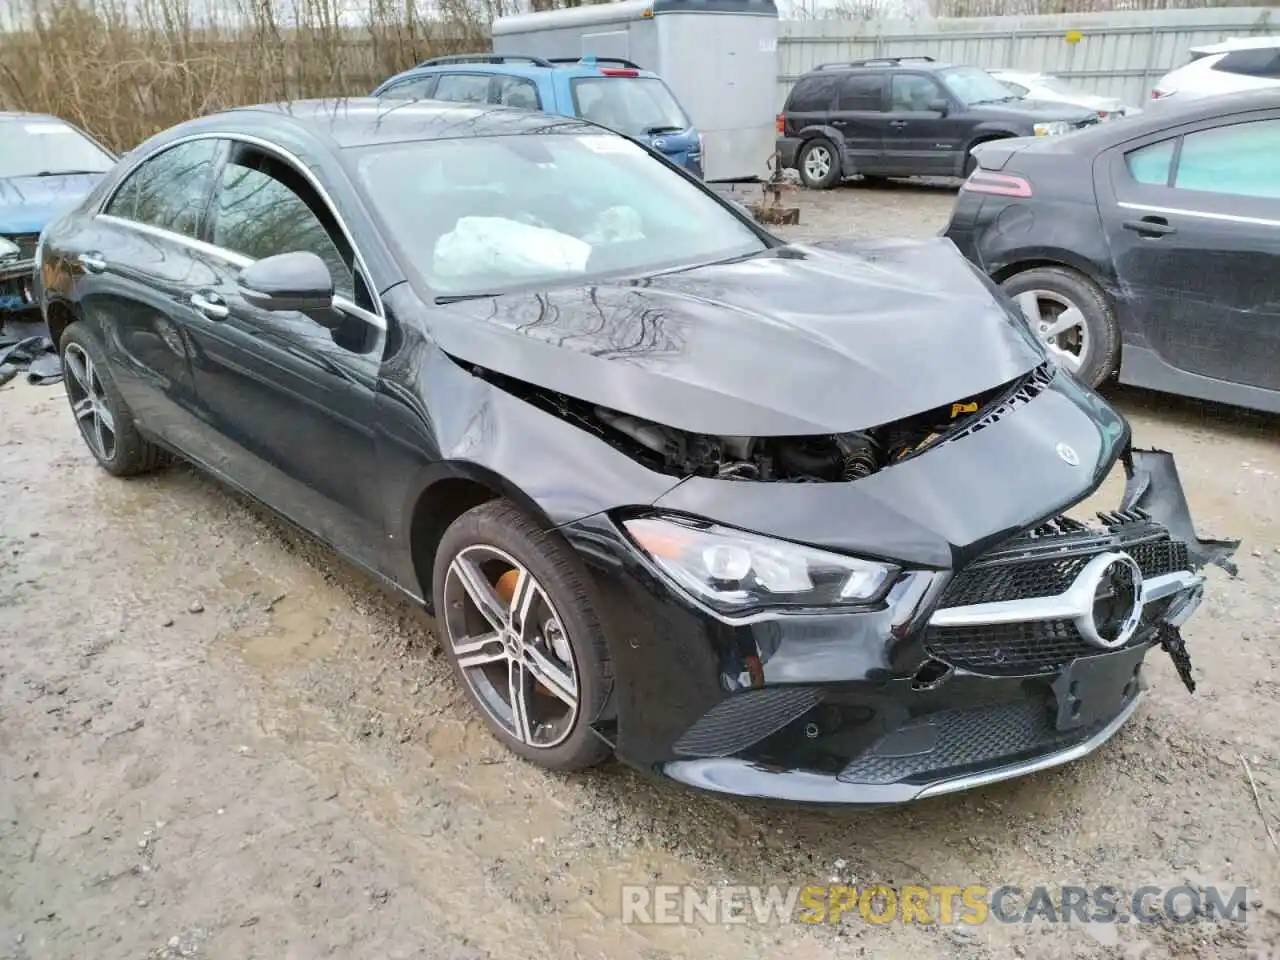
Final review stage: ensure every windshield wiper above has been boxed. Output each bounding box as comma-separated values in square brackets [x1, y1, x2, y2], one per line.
[435, 292, 501, 305]
[644, 125, 685, 135]
[26, 169, 108, 177]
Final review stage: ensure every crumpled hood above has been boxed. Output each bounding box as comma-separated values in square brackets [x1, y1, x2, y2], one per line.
[428, 237, 1046, 437]
[0, 173, 102, 234]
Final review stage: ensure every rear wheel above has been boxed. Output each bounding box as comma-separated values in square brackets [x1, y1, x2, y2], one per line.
[797, 138, 841, 190]
[60, 324, 169, 477]
[432, 500, 613, 771]
[1002, 266, 1120, 388]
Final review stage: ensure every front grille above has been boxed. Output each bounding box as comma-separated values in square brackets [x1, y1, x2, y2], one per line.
[925, 515, 1190, 676]
[3, 234, 38, 261]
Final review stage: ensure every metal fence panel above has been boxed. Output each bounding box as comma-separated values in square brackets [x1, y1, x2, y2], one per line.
[778, 7, 1277, 108]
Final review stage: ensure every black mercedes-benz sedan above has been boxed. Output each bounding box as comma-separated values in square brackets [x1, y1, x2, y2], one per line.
[36, 98, 1236, 805]
[943, 88, 1280, 413]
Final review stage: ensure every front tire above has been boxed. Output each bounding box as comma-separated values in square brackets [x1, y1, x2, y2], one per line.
[1001, 266, 1120, 388]
[60, 324, 169, 477]
[432, 500, 613, 771]
[797, 138, 842, 190]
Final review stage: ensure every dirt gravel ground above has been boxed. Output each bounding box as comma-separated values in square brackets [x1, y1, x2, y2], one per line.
[2, 182, 1280, 960]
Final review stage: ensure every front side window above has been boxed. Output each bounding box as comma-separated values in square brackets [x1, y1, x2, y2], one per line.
[570, 77, 689, 138]
[356, 132, 766, 298]
[210, 148, 354, 299]
[1174, 118, 1280, 199]
[104, 139, 220, 238]
[495, 77, 540, 110]
[890, 74, 943, 112]
[939, 66, 1020, 106]
[379, 75, 437, 100]
[0, 118, 114, 180]
[432, 74, 493, 104]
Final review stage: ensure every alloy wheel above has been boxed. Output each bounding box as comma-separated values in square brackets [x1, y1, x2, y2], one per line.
[441, 544, 580, 748]
[1015, 289, 1091, 377]
[63, 342, 117, 463]
[803, 145, 832, 183]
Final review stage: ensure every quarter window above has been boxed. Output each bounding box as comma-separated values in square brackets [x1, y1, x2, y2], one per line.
[1125, 138, 1176, 186]
[104, 139, 220, 238]
[432, 74, 493, 104]
[210, 148, 355, 300]
[786, 74, 839, 113]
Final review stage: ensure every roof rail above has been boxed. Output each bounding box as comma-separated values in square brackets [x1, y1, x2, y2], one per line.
[547, 55, 644, 70]
[815, 55, 936, 70]
[415, 53, 555, 68]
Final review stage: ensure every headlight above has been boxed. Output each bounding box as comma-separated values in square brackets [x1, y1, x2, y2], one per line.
[0, 237, 18, 262]
[1033, 121, 1072, 137]
[622, 515, 897, 617]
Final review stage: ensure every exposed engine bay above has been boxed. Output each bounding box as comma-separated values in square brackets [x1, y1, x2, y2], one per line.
[469, 361, 1042, 482]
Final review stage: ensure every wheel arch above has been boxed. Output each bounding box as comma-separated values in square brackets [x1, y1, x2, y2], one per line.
[44, 297, 78, 348]
[406, 461, 558, 611]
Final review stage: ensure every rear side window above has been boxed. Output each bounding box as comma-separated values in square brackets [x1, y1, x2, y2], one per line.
[786, 74, 839, 113]
[1213, 48, 1280, 78]
[837, 73, 884, 111]
[495, 76, 540, 110]
[379, 75, 437, 100]
[104, 139, 220, 238]
[570, 77, 689, 138]
[1124, 118, 1280, 199]
[432, 74, 492, 104]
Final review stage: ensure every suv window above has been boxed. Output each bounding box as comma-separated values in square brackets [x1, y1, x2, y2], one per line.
[786, 73, 839, 113]
[495, 76, 540, 110]
[1124, 118, 1280, 199]
[1213, 48, 1280, 79]
[380, 75, 437, 100]
[890, 74, 942, 112]
[104, 139, 220, 238]
[837, 73, 884, 111]
[433, 73, 492, 104]
[210, 147, 355, 300]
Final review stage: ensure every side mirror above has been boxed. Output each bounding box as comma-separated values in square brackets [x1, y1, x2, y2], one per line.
[238, 251, 335, 316]
[927, 98, 950, 116]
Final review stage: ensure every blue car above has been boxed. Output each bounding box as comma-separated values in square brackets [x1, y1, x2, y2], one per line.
[1, 112, 116, 318]
[372, 54, 704, 177]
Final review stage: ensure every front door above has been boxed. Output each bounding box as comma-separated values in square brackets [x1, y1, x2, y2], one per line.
[184, 140, 388, 567]
[883, 73, 959, 176]
[1096, 111, 1280, 391]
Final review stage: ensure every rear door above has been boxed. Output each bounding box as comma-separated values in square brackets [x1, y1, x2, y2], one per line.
[831, 72, 887, 174]
[1096, 111, 1280, 391]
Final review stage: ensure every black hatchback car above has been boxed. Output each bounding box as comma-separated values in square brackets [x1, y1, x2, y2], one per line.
[777, 56, 1099, 189]
[36, 99, 1233, 805]
[944, 87, 1280, 411]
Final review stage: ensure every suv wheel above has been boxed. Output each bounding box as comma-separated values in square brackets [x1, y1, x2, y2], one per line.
[798, 138, 841, 190]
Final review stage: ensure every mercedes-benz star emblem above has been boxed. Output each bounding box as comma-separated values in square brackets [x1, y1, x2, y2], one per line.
[1056, 442, 1080, 466]
[1075, 552, 1145, 650]
[652, 138, 666, 150]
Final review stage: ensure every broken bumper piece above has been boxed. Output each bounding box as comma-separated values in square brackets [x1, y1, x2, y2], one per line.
[652, 447, 1235, 806]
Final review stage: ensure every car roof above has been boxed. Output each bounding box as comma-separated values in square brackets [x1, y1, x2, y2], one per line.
[392, 54, 659, 81]
[1189, 35, 1280, 55]
[184, 98, 596, 149]
[807, 58, 956, 74]
[0, 111, 63, 123]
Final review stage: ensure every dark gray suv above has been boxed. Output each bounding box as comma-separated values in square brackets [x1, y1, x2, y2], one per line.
[777, 56, 1099, 188]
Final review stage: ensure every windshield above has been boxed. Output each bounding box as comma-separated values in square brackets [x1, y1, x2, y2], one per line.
[356, 133, 764, 299]
[1036, 75, 1090, 97]
[0, 118, 114, 179]
[570, 77, 690, 138]
[939, 66, 1021, 106]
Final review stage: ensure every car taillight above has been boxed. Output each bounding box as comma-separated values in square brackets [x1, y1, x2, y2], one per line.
[601, 68, 639, 77]
[775, 112, 785, 134]
[1151, 87, 1173, 100]
[963, 170, 1033, 198]
[698, 132, 706, 159]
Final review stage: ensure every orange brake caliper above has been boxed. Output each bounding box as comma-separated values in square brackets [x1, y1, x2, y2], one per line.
[494, 569, 552, 698]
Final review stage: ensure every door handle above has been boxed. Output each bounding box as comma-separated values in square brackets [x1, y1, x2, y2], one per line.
[78, 252, 107, 273]
[190, 291, 230, 320]
[1122, 216, 1176, 238]
[889, 120, 908, 128]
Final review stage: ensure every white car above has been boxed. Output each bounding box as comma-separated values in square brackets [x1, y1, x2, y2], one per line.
[989, 69, 1140, 121]
[1151, 36, 1280, 105]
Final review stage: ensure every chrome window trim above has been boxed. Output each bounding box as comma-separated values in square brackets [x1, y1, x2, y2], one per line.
[1117, 200, 1280, 229]
[96, 213, 385, 330]
[96, 130, 385, 320]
